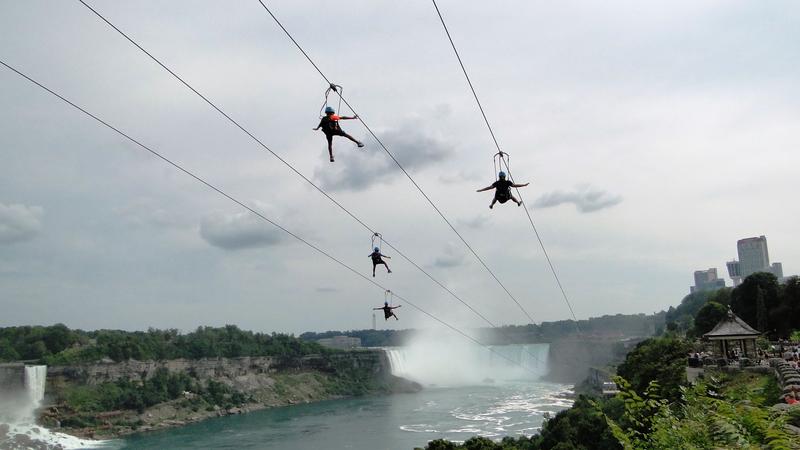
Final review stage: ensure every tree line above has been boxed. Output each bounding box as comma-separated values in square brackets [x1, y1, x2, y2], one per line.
[0, 324, 328, 364]
[666, 273, 800, 338]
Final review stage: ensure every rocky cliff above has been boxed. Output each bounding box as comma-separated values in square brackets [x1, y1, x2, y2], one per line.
[546, 338, 643, 383]
[43, 349, 420, 438]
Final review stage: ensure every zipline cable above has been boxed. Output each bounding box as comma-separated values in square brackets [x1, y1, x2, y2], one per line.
[73, 0, 497, 326]
[430, 0, 581, 332]
[255, 0, 537, 325]
[73, 0, 540, 357]
[0, 58, 541, 375]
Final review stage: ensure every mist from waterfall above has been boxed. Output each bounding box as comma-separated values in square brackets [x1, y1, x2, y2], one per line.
[383, 330, 550, 387]
[0, 364, 111, 449]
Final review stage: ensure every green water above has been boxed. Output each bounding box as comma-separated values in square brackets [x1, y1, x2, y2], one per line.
[118, 381, 571, 450]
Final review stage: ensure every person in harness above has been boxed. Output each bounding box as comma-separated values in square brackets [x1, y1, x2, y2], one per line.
[369, 247, 392, 277]
[373, 302, 401, 321]
[476, 171, 529, 209]
[313, 106, 364, 162]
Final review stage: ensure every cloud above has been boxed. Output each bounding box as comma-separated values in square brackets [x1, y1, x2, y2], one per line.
[433, 243, 467, 268]
[199, 209, 286, 251]
[314, 125, 453, 192]
[457, 215, 490, 230]
[533, 186, 623, 213]
[114, 199, 189, 229]
[0, 203, 44, 244]
[439, 170, 484, 185]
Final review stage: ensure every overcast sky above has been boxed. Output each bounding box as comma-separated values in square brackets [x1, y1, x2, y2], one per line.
[1, 0, 798, 335]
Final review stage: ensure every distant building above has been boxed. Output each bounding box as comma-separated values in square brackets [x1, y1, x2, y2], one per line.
[317, 335, 361, 350]
[771, 262, 784, 279]
[726, 235, 783, 286]
[738, 236, 770, 278]
[690, 268, 726, 293]
[726, 260, 742, 287]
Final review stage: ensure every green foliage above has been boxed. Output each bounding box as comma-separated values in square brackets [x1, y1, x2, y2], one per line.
[0, 324, 83, 362]
[532, 395, 621, 450]
[60, 368, 250, 417]
[691, 301, 728, 337]
[0, 324, 328, 364]
[730, 272, 780, 334]
[303, 313, 665, 348]
[616, 337, 691, 403]
[603, 374, 800, 449]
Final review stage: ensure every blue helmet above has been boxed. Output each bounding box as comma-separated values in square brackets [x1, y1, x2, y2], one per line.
[384, 301, 389, 306]
[498, 171, 506, 178]
[374, 247, 380, 252]
[324, 106, 335, 114]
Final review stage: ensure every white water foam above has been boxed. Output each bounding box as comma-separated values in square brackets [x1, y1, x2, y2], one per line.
[0, 365, 114, 449]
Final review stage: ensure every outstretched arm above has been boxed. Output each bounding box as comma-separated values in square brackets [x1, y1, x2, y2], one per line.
[476, 185, 494, 192]
[391, 305, 402, 309]
[372, 307, 382, 310]
[340, 115, 359, 120]
[511, 182, 529, 188]
[381, 254, 391, 259]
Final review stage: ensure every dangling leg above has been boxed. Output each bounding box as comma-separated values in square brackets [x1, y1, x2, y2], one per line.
[489, 197, 497, 209]
[327, 134, 334, 162]
[392, 312, 399, 321]
[372, 262, 377, 277]
[510, 194, 522, 206]
[341, 132, 364, 148]
[383, 261, 392, 274]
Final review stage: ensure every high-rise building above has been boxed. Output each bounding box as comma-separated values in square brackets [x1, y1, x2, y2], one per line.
[690, 268, 726, 293]
[726, 235, 784, 285]
[737, 236, 770, 278]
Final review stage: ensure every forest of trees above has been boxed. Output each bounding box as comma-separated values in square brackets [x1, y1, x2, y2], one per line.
[666, 273, 800, 339]
[0, 324, 327, 364]
[301, 312, 665, 347]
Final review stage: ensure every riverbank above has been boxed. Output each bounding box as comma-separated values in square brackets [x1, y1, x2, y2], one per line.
[40, 350, 421, 440]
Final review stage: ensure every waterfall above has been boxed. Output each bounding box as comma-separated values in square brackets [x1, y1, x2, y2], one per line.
[384, 347, 410, 379]
[24, 365, 47, 406]
[0, 365, 110, 448]
[383, 343, 550, 386]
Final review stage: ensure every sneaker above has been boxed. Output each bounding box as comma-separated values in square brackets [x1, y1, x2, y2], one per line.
[330, 156, 335, 162]
[357, 142, 365, 148]
[489, 204, 494, 209]
[517, 201, 522, 207]
[388, 269, 392, 274]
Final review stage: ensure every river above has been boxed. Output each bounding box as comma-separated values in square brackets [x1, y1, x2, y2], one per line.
[120, 381, 572, 450]
[119, 343, 572, 449]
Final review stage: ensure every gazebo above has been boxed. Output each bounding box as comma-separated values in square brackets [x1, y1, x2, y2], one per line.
[703, 309, 761, 362]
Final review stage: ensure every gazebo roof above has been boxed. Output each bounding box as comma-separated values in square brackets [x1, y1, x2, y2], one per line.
[704, 309, 761, 339]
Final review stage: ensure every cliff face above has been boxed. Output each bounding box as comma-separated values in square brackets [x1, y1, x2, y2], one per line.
[47, 351, 386, 386]
[43, 350, 420, 438]
[547, 338, 641, 383]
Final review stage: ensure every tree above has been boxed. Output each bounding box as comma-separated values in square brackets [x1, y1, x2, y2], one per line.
[692, 301, 727, 336]
[730, 272, 779, 334]
[616, 337, 691, 403]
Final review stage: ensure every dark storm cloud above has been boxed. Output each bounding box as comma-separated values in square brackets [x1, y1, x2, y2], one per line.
[199, 210, 286, 251]
[533, 187, 622, 213]
[0, 203, 44, 244]
[314, 126, 453, 192]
